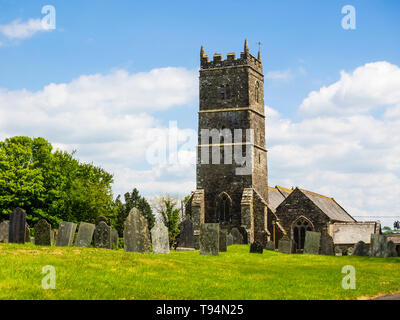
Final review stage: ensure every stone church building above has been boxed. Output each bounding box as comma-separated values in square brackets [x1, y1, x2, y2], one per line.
[186, 40, 380, 252]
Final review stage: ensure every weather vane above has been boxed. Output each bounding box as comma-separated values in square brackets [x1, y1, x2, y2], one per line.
[256, 41, 262, 51]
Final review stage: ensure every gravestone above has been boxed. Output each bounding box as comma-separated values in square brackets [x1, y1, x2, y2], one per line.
[25, 225, 31, 243]
[151, 222, 170, 254]
[385, 241, 398, 258]
[176, 218, 194, 249]
[9, 208, 26, 244]
[111, 228, 119, 249]
[94, 216, 111, 226]
[124, 208, 151, 253]
[320, 234, 334, 255]
[0, 221, 9, 243]
[219, 229, 227, 252]
[335, 247, 342, 256]
[278, 235, 292, 254]
[200, 223, 219, 256]
[346, 246, 354, 256]
[226, 233, 234, 246]
[75, 222, 95, 247]
[56, 221, 77, 247]
[250, 241, 263, 254]
[265, 241, 275, 251]
[370, 234, 387, 257]
[34, 219, 52, 246]
[230, 227, 243, 244]
[303, 231, 321, 255]
[93, 221, 111, 249]
[353, 241, 368, 256]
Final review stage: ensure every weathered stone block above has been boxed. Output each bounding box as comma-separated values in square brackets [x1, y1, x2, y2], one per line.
[200, 223, 219, 256]
[151, 222, 170, 254]
[303, 231, 321, 255]
[75, 222, 95, 247]
[124, 208, 151, 253]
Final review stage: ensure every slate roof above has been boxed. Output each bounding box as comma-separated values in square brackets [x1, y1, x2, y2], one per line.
[267, 186, 356, 222]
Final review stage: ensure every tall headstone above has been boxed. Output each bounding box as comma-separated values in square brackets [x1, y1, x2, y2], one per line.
[111, 228, 119, 249]
[124, 208, 151, 253]
[34, 219, 52, 246]
[353, 241, 368, 256]
[370, 234, 387, 257]
[230, 227, 243, 244]
[320, 234, 335, 256]
[151, 222, 170, 254]
[56, 221, 77, 247]
[25, 225, 31, 243]
[226, 233, 234, 246]
[250, 241, 263, 254]
[303, 231, 321, 255]
[385, 241, 398, 258]
[278, 235, 292, 254]
[219, 229, 227, 252]
[0, 221, 9, 243]
[9, 208, 26, 244]
[200, 223, 219, 256]
[75, 222, 95, 247]
[176, 218, 194, 249]
[93, 221, 111, 249]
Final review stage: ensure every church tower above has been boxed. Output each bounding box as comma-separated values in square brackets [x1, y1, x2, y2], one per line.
[190, 40, 269, 246]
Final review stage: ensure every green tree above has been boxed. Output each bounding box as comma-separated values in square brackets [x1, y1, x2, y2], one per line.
[114, 188, 155, 236]
[0, 136, 115, 226]
[156, 196, 181, 248]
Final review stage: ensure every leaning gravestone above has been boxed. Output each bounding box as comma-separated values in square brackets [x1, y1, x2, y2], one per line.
[34, 219, 52, 246]
[226, 233, 234, 246]
[278, 235, 292, 254]
[93, 221, 111, 249]
[111, 228, 119, 249]
[230, 227, 243, 245]
[385, 241, 398, 258]
[219, 229, 227, 252]
[151, 222, 170, 254]
[320, 234, 335, 255]
[75, 222, 95, 247]
[176, 218, 194, 249]
[200, 223, 219, 256]
[9, 208, 26, 244]
[0, 221, 9, 243]
[303, 231, 321, 255]
[370, 234, 387, 257]
[353, 241, 368, 256]
[250, 241, 263, 254]
[265, 241, 275, 251]
[56, 221, 77, 247]
[124, 208, 151, 253]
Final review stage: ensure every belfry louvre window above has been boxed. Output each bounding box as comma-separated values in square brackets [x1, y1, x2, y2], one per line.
[220, 86, 231, 100]
[255, 81, 260, 103]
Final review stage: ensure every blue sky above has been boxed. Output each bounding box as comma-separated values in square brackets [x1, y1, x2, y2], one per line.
[0, 0, 399, 227]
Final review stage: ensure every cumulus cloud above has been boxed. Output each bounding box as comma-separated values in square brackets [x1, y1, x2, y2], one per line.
[267, 62, 400, 227]
[0, 67, 198, 197]
[0, 18, 51, 40]
[300, 61, 400, 116]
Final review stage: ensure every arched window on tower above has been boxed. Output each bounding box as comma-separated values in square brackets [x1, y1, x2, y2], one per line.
[255, 81, 260, 103]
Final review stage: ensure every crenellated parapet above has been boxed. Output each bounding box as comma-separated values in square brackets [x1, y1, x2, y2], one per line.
[200, 39, 262, 74]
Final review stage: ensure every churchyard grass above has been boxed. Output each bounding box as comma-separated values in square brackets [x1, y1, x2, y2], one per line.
[0, 243, 399, 300]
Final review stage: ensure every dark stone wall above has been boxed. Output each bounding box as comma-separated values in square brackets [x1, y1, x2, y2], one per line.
[275, 188, 330, 239]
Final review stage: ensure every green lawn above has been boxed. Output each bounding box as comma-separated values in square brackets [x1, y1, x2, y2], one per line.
[0, 243, 399, 300]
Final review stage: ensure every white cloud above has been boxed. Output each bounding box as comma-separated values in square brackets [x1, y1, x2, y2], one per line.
[267, 62, 400, 227]
[0, 18, 50, 40]
[0, 67, 198, 198]
[300, 61, 400, 116]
